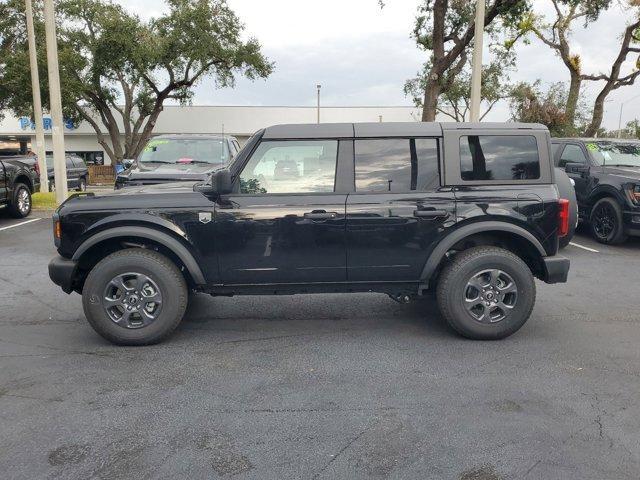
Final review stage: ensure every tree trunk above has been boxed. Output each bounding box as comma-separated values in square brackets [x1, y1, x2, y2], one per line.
[422, 69, 441, 121]
[565, 70, 581, 127]
[584, 89, 609, 137]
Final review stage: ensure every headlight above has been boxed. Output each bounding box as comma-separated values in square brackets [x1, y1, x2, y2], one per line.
[626, 184, 640, 205]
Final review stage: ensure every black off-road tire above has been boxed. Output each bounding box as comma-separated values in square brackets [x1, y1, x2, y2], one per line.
[589, 197, 627, 245]
[436, 246, 536, 340]
[7, 183, 32, 218]
[77, 176, 87, 192]
[82, 248, 188, 345]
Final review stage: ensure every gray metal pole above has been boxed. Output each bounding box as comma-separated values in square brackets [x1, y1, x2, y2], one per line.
[469, 0, 485, 122]
[25, 0, 48, 192]
[316, 84, 321, 124]
[43, 0, 67, 203]
[618, 103, 624, 139]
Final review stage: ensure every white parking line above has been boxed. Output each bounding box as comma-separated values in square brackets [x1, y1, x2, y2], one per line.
[0, 218, 42, 232]
[569, 241, 600, 253]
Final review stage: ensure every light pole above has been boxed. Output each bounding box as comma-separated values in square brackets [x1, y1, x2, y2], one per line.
[316, 84, 321, 124]
[618, 93, 640, 138]
[25, 0, 48, 192]
[469, 0, 485, 122]
[43, 0, 68, 203]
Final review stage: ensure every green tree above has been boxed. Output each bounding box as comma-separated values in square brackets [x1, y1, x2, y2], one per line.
[625, 119, 640, 139]
[583, 17, 640, 136]
[403, 0, 530, 122]
[514, 0, 611, 126]
[515, 1, 640, 135]
[0, 0, 273, 163]
[509, 81, 586, 136]
[405, 53, 514, 122]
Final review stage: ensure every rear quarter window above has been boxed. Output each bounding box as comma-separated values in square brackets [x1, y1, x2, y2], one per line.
[460, 135, 540, 181]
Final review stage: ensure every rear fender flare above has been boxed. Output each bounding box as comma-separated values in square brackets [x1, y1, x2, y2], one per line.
[420, 221, 547, 287]
[71, 225, 206, 285]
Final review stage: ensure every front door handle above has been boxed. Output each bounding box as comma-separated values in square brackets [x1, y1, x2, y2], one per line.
[413, 209, 449, 219]
[304, 210, 338, 220]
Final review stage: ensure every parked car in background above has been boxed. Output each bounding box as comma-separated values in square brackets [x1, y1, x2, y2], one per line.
[49, 122, 570, 345]
[0, 155, 40, 218]
[46, 154, 89, 192]
[114, 134, 240, 189]
[551, 138, 640, 244]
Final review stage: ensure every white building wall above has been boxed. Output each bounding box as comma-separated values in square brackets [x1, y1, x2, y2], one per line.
[0, 105, 422, 165]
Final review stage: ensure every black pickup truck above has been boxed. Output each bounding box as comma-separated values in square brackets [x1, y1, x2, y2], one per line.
[552, 138, 640, 244]
[49, 122, 570, 345]
[0, 156, 40, 218]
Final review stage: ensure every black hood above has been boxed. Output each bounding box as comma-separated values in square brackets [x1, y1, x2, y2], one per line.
[121, 161, 220, 183]
[604, 165, 640, 181]
[108, 181, 199, 196]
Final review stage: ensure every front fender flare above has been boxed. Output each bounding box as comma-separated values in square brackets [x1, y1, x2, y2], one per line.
[420, 221, 547, 287]
[71, 226, 206, 285]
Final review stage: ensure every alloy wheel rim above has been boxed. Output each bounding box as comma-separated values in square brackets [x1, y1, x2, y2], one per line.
[464, 269, 518, 324]
[17, 189, 30, 214]
[102, 272, 163, 329]
[593, 204, 615, 239]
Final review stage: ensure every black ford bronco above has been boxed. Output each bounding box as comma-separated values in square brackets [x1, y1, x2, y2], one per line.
[49, 122, 570, 345]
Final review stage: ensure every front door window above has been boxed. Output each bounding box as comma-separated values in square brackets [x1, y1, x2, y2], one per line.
[239, 140, 338, 194]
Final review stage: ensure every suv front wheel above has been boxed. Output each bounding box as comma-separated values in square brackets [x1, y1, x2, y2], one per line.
[436, 246, 536, 340]
[82, 248, 188, 345]
[589, 197, 627, 245]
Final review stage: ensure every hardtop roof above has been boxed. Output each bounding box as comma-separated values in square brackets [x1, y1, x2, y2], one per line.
[262, 122, 547, 139]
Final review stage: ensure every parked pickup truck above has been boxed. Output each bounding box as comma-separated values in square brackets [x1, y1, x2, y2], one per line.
[114, 134, 240, 189]
[49, 122, 570, 345]
[0, 155, 40, 218]
[552, 138, 640, 244]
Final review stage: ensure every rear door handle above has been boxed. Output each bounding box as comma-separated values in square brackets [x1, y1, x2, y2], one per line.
[413, 209, 449, 219]
[304, 211, 338, 220]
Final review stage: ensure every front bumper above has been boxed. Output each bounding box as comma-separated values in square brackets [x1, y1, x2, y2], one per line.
[48, 255, 78, 294]
[623, 209, 640, 237]
[541, 255, 570, 284]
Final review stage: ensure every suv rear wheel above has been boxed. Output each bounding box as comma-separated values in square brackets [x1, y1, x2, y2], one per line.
[590, 197, 627, 244]
[436, 246, 536, 340]
[82, 248, 188, 345]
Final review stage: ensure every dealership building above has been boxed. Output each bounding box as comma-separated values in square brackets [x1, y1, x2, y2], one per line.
[0, 105, 421, 164]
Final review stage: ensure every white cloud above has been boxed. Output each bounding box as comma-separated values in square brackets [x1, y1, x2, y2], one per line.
[114, 0, 640, 129]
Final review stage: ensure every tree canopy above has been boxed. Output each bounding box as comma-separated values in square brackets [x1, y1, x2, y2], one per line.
[0, 0, 273, 162]
[404, 0, 530, 121]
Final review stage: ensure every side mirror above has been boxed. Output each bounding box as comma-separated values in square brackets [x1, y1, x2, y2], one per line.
[122, 158, 135, 169]
[564, 162, 589, 174]
[193, 169, 232, 197]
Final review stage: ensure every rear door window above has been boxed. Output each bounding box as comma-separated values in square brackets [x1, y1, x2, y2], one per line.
[460, 135, 540, 181]
[354, 138, 439, 192]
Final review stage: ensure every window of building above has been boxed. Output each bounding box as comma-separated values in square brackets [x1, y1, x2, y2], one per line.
[460, 135, 540, 181]
[239, 140, 338, 194]
[354, 138, 439, 192]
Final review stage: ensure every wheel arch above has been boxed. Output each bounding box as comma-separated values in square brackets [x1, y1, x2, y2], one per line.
[71, 226, 206, 291]
[588, 185, 625, 208]
[421, 221, 547, 289]
[13, 174, 34, 193]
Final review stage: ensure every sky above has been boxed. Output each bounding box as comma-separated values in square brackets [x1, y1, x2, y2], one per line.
[116, 0, 640, 130]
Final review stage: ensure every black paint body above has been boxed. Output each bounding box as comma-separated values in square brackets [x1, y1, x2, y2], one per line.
[552, 138, 640, 237]
[51, 122, 568, 296]
[0, 156, 40, 206]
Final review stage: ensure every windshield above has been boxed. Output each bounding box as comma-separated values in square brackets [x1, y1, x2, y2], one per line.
[139, 138, 229, 165]
[588, 142, 640, 167]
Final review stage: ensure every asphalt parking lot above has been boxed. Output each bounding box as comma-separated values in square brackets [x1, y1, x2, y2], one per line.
[1, 210, 639, 480]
